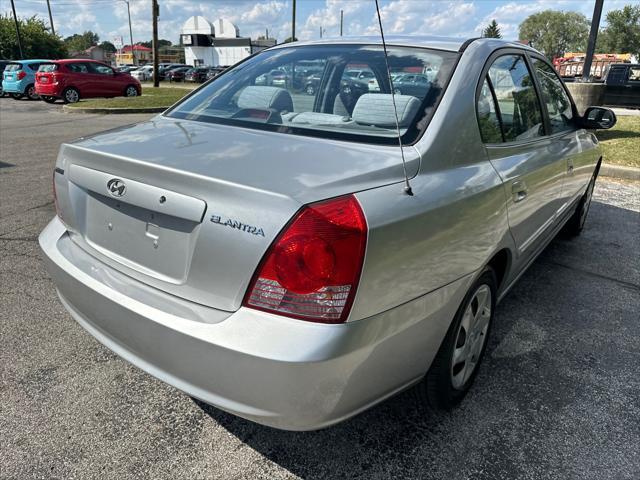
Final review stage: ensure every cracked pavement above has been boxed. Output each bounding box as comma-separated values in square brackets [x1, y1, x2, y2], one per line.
[1, 99, 639, 480]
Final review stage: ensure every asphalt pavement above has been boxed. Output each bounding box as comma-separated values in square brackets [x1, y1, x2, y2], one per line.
[1, 97, 639, 480]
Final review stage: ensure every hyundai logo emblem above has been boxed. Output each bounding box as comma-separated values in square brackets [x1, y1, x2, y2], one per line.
[107, 178, 126, 197]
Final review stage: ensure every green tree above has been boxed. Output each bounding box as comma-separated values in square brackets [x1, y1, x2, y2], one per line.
[596, 5, 640, 58]
[98, 41, 116, 53]
[483, 19, 502, 38]
[0, 14, 67, 59]
[139, 39, 172, 48]
[282, 36, 298, 43]
[64, 30, 99, 52]
[519, 10, 590, 59]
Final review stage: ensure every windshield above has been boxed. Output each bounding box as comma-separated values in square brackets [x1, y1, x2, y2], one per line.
[166, 44, 458, 144]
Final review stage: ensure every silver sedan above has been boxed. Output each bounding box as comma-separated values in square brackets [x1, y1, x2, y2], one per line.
[39, 36, 615, 430]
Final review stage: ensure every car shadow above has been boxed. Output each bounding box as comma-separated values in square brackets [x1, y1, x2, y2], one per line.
[596, 128, 640, 141]
[194, 200, 640, 479]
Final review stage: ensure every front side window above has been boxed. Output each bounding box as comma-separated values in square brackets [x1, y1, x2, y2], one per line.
[488, 54, 544, 142]
[532, 58, 574, 134]
[90, 63, 114, 75]
[166, 45, 459, 144]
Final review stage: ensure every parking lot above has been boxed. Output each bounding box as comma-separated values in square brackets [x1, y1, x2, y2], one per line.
[1, 97, 639, 479]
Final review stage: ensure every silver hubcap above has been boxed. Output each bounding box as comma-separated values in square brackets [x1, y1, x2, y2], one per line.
[66, 89, 79, 102]
[126, 87, 137, 97]
[451, 284, 492, 389]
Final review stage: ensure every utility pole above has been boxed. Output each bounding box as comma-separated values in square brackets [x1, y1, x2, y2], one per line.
[291, 0, 296, 42]
[10, 0, 24, 58]
[340, 9, 343, 36]
[46, 0, 55, 36]
[152, 0, 159, 87]
[582, 0, 603, 82]
[320, 26, 322, 38]
[125, 0, 136, 65]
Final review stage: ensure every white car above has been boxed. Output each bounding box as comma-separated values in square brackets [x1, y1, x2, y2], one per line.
[130, 66, 153, 81]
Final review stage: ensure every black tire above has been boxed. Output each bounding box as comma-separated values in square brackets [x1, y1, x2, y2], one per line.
[417, 266, 497, 411]
[564, 164, 599, 236]
[62, 87, 80, 104]
[124, 85, 138, 97]
[25, 84, 39, 100]
[41, 96, 57, 104]
[11, 93, 23, 99]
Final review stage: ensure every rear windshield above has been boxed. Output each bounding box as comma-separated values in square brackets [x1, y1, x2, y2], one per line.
[38, 64, 58, 72]
[166, 44, 458, 144]
[5, 63, 22, 71]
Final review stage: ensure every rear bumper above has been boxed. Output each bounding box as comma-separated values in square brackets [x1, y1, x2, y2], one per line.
[39, 216, 470, 430]
[2, 79, 27, 93]
[35, 82, 62, 97]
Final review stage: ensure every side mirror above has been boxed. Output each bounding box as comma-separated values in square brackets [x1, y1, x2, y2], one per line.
[581, 106, 617, 130]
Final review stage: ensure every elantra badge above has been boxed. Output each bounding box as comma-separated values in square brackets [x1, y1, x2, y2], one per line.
[107, 178, 126, 197]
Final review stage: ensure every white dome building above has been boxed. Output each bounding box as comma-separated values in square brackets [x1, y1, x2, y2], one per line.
[181, 16, 256, 67]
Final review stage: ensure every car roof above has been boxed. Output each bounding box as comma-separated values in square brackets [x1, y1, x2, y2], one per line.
[270, 36, 537, 53]
[54, 59, 108, 64]
[12, 59, 51, 64]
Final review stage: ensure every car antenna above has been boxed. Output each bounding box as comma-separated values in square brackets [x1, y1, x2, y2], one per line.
[374, 0, 413, 196]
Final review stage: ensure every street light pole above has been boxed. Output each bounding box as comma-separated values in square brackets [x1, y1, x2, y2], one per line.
[46, 0, 55, 36]
[582, 0, 603, 82]
[125, 0, 136, 66]
[291, 0, 296, 42]
[152, 0, 159, 87]
[10, 0, 24, 58]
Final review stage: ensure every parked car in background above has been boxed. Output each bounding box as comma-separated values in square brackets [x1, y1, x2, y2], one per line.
[35, 60, 140, 103]
[255, 69, 287, 86]
[2, 59, 49, 100]
[392, 73, 431, 97]
[344, 68, 380, 91]
[130, 66, 153, 81]
[0, 59, 11, 96]
[205, 66, 227, 81]
[40, 37, 614, 431]
[117, 65, 138, 74]
[603, 63, 640, 109]
[185, 67, 212, 83]
[166, 67, 191, 82]
[158, 64, 190, 80]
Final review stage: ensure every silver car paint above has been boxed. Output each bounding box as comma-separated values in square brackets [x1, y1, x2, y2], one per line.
[40, 37, 601, 430]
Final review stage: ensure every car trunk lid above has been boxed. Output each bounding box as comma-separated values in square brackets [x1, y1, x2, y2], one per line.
[54, 116, 419, 311]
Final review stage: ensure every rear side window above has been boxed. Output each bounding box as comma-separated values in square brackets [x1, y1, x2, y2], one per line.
[477, 78, 503, 143]
[487, 54, 544, 142]
[67, 63, 89, 73]
[630, 67, 640, 82]
[531, 58, 574, 134]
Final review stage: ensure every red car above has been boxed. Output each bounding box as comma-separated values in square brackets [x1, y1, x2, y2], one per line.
[35, 59, 141, 104]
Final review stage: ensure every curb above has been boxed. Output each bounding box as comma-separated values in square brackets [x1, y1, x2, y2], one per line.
[63, 105, 167, 114]
[600, 163, 640, 181]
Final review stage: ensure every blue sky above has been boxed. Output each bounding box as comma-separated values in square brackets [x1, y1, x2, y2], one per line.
[6, 0, 633, 46]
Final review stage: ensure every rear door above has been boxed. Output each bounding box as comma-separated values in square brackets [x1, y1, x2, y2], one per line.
[477, 51, 566, 258]
[65, 62, 93, 96]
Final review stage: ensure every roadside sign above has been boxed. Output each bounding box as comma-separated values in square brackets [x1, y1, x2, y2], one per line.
[113, 36, 124, 50]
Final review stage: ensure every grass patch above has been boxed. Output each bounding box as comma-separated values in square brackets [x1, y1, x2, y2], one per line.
[67, 86, 192, 109]
[595, 116, 640, 168]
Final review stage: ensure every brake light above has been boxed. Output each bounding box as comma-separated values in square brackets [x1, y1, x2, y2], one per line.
[17, 70, 26, 80]
[243, 195, 367, 323]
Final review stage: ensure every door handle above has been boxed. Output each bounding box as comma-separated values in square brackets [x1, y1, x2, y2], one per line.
[512, 180, 528, 203]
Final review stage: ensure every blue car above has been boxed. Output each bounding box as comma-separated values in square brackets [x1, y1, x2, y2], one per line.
[2, 59, 50, 100]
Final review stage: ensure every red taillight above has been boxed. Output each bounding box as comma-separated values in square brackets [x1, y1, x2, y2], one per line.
[17, 70, 26, 80]
[243, 195, 367, 323]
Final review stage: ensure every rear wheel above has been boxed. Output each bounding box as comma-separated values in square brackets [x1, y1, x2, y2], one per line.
[564, 164, 599, 236]
[417, 267, 497, 411]
[26, 84, 39, 100]
[11, 93, 23, 99]
[63, 87, 80, 104]
[41, 96, 57, 104]
[124, 85, 138, 97]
